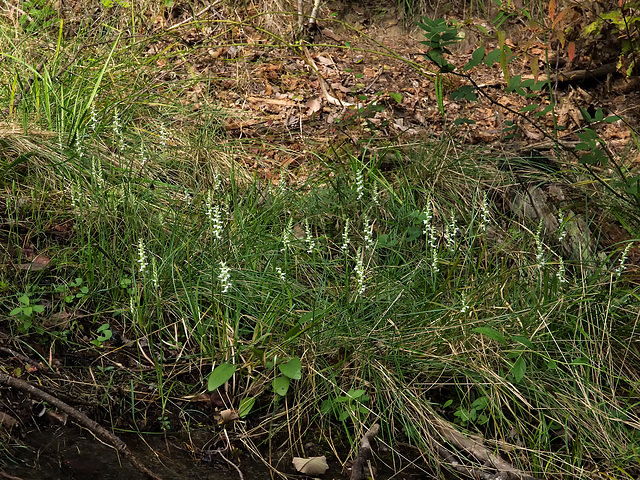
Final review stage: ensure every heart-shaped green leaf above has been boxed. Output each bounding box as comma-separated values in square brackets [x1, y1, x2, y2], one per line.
[273, 376, 290, 396]
[279, 357, 302, 380]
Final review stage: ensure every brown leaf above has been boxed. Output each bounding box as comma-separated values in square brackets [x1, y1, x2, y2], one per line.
[321, 28, 342, 42]
[44, 410, 68, 426]
[306, 98, 322, 116]
[292, 456, 329, 476]
[218, 409, 239, 424]
[0, 412, 19, 429]
[18, 253, 51, 271]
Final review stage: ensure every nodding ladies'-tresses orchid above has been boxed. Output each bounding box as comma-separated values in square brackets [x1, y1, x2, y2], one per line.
[137, 238, 148, 274]
[305, 219, 315, 254]
[616, 243, 632, 279]
[354, 247, 366, 295]
[281, 217, 293, 253]
[205, 191, 224, 240]
[363, 214, 374, 251]
[480, 192, 489, 233]
[218, 261, 231, 293]
[356, 169, 364, 201]
[341, 219, 350, 252]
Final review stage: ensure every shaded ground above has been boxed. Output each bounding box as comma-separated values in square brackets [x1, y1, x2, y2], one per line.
[148, 0, 639, 176]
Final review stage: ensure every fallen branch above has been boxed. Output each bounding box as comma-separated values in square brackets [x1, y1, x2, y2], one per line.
[435, 419, 539, 480]
[350, 423, 380, 480]
[0, 373, 163, 480]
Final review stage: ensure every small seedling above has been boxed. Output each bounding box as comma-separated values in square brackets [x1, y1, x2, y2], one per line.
[321, 388, 370, 422]
[55, 277, 89, 304]
[10, 293, 45, 333]
[92, 323, 113, 346]
[272, 357, 302, 397]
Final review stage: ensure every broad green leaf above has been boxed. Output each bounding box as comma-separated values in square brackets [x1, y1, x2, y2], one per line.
[453, 118, 476, 126]
[279, 357, 302, 380]
[389, 92, 402, 103]
[472, 326, 507, 344]
[273, 375, 291, 396]
[464, 46, 485, 71]
[346, 389, 366, 399]
[284, 324, 302, 340]
[484, 49, 501, 66]
[9, 307, 23, 317]
[511, 335, 534, 349]
[536, 104, 555, 116]
[320, 399, 333, 415]
[594, 108, 604, 121]
[511, 356, 526, 383]
[570, 357, 590, 366]
[450, 85, 477, 101]
[605, 114, 621, 123]
[238, 397, 255, 418]
[471, 46, 485, 62]
[471, 396, 488, 409]
[19, 295, 29, 306]
[207, 363, 237, 391]
[519, 104, 539, 113]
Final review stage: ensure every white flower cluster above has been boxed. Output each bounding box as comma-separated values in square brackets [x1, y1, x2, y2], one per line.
[557, 211, 567, 243]
[137, 238, 148, 274]
[480, 192, 489, 233]
[363, 214, 374, 251]
[423, 200, 439, 273]
[305, 219, 315, 254]
[444, 212, 458, 250]
[341, 219, 350, 252]
[356, 169, 364, 201]
[205, 191, 224, 240]
[91, 158, 104, 189]
[90, 104, 98, 132]
[354, 247, 366, 295]
[219, 261, 231, 293]
[112, 108, 124, 152]
[616, 243, 632, 278]
[281, 218, 293, 253]
[556, 257, 566, 283]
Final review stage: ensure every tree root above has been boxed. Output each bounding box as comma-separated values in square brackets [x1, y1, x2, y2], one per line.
[0, 373, 163, 480]
[435, 418, 540, 480]
[350, 423, 380, 480]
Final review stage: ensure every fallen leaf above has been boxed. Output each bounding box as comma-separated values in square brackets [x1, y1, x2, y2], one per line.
[292, 456, 329, 476]
[44, 410, 68, 426]
[321, 28, 342, 42]
[218, 409, 239, 424]
[0, 412, 19, 429]
[306, 98, 322, 116]
[18, 253, 51, 271]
